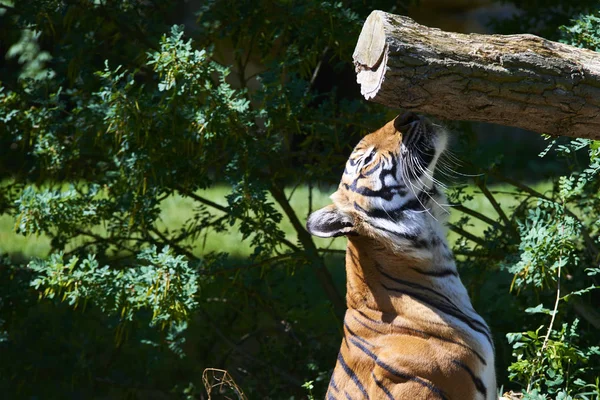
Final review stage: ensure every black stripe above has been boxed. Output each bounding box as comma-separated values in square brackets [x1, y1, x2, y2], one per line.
[337, 352, 370, 399]
[343, 182, 407, 201]
[402, 124, 420, 147]
[344, 321, 375, 348]
[348, 157, 360, 167]
[347, 336, 448, 400]
[353, 201, 407, 222]
[329, 376, 340, 393]
[344, 391, 353, 400]
[363, 160, 381, 176]
[417, 190, 432, 206]
[375, 227, 430, 249]
[380, 157, 397, 179]
[377, 264, 478, 315]
[352, 197, 424, 220]
[409, 266, 458, 278]
[352, 202, 430, 249]
[327, 393, 337, 400]
[356, 310, 382, 325]
[375, 161, 395, 186]
[402, 197, 427, 211]
[361, 200, 428, 225]
[329, 374, 339, 393]
[378, 269, 488, 336]
[452, 360, 487, 396]
[352, 313, 487, 365]
[371, 372, 395, 400]
[381, 283, 494, 346]
[351, 315, 385, 334]
[378, 268, 473, 316]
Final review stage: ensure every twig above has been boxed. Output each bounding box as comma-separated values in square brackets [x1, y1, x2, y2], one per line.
[269, 183, 345, 318]
[475, 178, 513, 232]
[176, 186, 300, 252]
[541, 258, 561, 352]
[453, 249, 505, 260]
[72, 229, 139, 255]
[210, 253, 297, 275]
[148, 226, 197, 260]
[198, 307, 304, 387]
[318, 248, 345, 255]
[286, 182, 302, 202]
[569, 296, 600, 330]
[528, 201, 564, 392]
[170, 215, 229, 245]
[450, 203, 505, 231]
[306, 46, 329, 94]
[307, 181, 313, 220]
[203, 368, 247, 400]
[448, 223, 487, 247]
[489, 171, 599, 259]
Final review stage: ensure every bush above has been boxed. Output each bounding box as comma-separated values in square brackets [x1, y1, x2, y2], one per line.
[0, 1, 598, 398]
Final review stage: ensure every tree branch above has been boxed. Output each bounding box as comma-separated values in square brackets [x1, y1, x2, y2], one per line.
[474, 178, 515, 235]
[569, 295, 600, 330]
[450, 203, 505, 231]
[72, 229, 139, 256]
[353, 10, 600, 139]
[210, 253, 297, 276]
[448, 223, 487, 247]
[176, 186, 300, 253]
[147, 226, 197, 261]
[269, 183, 346, 318]
[489, 171, 600, 259]
[198, 307, 304, 387]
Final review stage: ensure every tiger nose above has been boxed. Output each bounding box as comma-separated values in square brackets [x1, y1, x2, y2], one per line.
[394, 112, 420, 132]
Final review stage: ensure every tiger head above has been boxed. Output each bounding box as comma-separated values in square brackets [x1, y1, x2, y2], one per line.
[306, 112, 448, 256]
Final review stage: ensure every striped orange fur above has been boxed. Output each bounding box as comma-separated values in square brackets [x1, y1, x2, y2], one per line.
[306, 113, 496, 399]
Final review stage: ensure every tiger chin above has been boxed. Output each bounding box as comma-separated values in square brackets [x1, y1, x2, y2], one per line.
[306, 113, 496, 400]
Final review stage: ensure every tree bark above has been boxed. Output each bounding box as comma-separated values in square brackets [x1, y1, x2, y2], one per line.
[353, 10, 600, 139]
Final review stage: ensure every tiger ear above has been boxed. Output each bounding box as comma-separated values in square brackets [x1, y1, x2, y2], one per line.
[306, 204, 355, 238]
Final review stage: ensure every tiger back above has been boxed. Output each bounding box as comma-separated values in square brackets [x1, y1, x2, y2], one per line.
[306, 113, 496, 400]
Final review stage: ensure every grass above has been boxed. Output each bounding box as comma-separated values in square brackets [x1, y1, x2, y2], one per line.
[0, 182, 553, 260]
[0, 215, 51, 259]
[156, 185, 347, 257]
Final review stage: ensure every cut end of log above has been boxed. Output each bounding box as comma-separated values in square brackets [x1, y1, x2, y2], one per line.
[353, 10, 388, 100]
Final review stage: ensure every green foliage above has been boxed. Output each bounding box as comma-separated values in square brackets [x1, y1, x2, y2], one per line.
[507, 320, 600, 398]
[0, 0, 389, 397]
[29, 246, 199, 329]
[0, 0, 599, 399]
[493, 0, 598, 39]
[509, 203, 579, 290]
[442, 6, 600, 398]
[6, 28, 54, 80]
[452, 133, 600, 397]
[561, 13, 600, 51]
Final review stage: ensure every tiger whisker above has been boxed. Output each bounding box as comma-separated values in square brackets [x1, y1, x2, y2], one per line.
[404, 151, 453, 216]
[411, 164, 451, 216]
[410, 152, 448, 191]
[402, 156, 439, 221]
[412, 146, 449, 190]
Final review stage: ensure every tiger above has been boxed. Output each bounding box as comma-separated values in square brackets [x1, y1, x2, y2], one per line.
[306, 113, 496, 400]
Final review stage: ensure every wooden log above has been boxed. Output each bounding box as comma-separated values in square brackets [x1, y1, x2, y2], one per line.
[353, 10, 600, 139]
